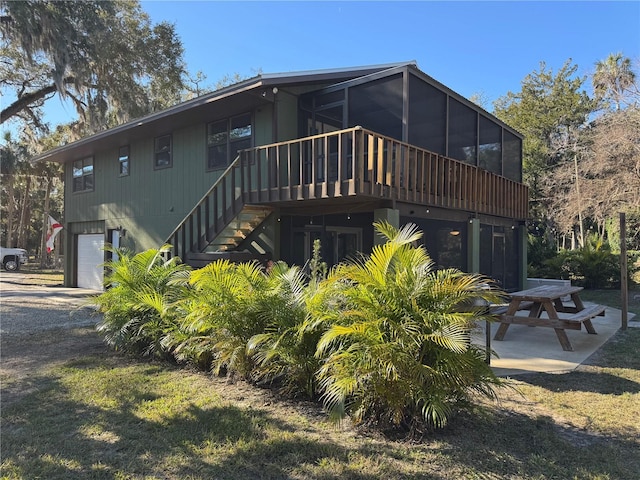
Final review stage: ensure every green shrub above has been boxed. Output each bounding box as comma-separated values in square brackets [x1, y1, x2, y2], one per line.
[565, 236, 620, 289]
[94, 228, 517, 433]
[93, 245, 191, 357]
[247, 261, 323, 398]
[528, 235, 634, 289]
[171, 259, 270, 378]
[628, 250, 640, 286]
[313, 221, 504, 431]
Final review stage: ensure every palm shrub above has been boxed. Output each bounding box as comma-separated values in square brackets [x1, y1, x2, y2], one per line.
[565, 235, 620, 288]
[313, 221, 504, 431]
[171, 259, 272, 378]
[93, 245, 191, 357]
[247, 243, 327, 398]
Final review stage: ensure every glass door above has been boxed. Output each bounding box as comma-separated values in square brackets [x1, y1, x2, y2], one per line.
[291, 225, 361, 269]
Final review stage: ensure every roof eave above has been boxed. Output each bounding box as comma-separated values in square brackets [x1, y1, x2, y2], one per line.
[31, 77, 266, 164]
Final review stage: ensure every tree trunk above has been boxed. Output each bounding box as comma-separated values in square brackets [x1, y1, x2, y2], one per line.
[5, 177, 16, 247]
[574, 153, 585, 248]
[17, 175, 31, 249]
[39, 178, 52, 268]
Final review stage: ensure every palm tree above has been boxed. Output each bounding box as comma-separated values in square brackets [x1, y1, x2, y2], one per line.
[313, 221, 504, 430]
[593, 53, 636, 111]
[247, 261, 324, 398]
[172, 259, 271, 378]
[93, 245, 191, 357]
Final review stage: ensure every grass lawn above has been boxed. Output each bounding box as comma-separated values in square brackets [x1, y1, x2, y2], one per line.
[580, 288, 640, 318]
[6, 264, 64, 285]
[2, 272, 637, 479]
[2, 326, 639, 480]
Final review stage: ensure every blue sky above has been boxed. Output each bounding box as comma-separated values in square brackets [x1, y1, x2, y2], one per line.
[140, 0, 640, 105]
[4, 1, 640, 132]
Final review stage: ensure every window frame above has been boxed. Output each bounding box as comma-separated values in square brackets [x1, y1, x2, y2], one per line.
[206, 119, 229, 171]
[118, 145, 130, 176]
[72, 156, 94, 193]
[154, 134, 173, 170]
[206, 113, 252, 171]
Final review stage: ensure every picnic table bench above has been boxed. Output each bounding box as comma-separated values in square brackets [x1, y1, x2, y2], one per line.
[493, 285, 606, 351]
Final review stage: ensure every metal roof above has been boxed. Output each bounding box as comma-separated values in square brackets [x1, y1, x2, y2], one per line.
[32, 61, 416, 164]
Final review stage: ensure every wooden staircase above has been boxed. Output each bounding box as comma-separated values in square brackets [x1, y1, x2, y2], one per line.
[205, 205, 273, 251]
[165, 156, 273, 267]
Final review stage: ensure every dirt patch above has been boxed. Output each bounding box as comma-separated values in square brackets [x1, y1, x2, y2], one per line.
[0, 271, 106, 406]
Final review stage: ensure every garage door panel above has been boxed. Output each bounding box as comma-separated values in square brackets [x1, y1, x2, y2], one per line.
[77, 234, 104, 290]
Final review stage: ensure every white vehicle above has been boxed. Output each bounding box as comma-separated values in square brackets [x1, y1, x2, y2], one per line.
[0, 247, 28, 271]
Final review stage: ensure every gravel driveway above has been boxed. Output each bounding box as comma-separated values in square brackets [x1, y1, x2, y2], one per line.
[1, 273, 100, 335]
[1, 271, 106, 406]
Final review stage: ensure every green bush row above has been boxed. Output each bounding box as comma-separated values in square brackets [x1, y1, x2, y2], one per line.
[93, 222, 505, 432]
[528, 235, 639, 289]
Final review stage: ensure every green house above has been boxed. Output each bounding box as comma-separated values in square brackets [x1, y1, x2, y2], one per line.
[34, 62, 528, 291]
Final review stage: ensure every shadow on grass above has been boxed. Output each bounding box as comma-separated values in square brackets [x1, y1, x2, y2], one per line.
[1, 370, 378, 479]
[2, 354, 639, 479]
[435, 406, 640, 480]
[581, 328, 640, 370]
[517, 370, 640, 394]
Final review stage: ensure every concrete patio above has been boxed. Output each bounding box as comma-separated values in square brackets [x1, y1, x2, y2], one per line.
[474, 304, 637, 377]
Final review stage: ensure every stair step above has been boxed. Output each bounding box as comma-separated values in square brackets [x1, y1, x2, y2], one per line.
[205, 205, 274, 252]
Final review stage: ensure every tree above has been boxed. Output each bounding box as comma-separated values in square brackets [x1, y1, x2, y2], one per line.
[583, 106, 640, 227]
[0, 0, 186, 137]
[493, 60, 596, 244]
[552, 55, 640, 247]
[1, 129, 65, 254]
[0, 134, 26, 247]
[593, 53, 638, 111]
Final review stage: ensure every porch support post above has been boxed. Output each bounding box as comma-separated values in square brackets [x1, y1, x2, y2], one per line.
[518, 223, 528, 290]
[467, 218, 480, 274]
[467, 217, 490, 365]
[373, 208, 399, 246]
[64, 222, 74, 287]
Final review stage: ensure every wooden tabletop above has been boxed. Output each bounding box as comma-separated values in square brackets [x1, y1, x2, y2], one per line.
[508, 284, 583, 302]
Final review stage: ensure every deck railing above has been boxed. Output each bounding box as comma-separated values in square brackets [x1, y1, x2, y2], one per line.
[167, 127, 529, 260]
[166, 157, 244, 260]
[240, 126, 528, 219]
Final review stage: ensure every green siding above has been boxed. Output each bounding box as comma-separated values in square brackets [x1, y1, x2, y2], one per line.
[254, 106, 273, 145]
[64, 88, 318, 261]
[64, 120, 261, 253]
[276, 90, 300, 141]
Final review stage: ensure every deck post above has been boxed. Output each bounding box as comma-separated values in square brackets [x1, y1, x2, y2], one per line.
[467, 218, 480, 274]
[467, 217, 490, 364]
[518, 223, 528, 291]
[620, 212, 628, 330]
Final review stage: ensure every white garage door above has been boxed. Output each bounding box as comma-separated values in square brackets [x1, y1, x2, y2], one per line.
[77, 234, 104, 290]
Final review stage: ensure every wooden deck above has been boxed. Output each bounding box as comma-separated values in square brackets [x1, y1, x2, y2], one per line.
[240, 127, 528, 219]
[167, 127, 529, 261]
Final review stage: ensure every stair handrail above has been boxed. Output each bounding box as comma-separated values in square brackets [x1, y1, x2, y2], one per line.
[165, 153, 243, 244]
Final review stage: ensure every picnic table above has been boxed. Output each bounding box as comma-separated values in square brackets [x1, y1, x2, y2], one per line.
[493, 284, 606, 351]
